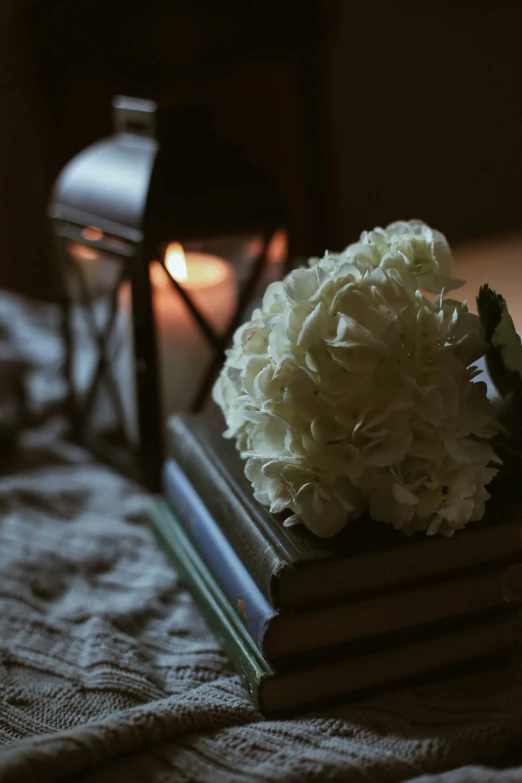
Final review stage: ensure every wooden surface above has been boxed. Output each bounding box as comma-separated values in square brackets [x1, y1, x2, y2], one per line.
[453, 233, 522, 328]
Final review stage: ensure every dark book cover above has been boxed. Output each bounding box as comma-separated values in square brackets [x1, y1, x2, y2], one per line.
[168, 413, 522, 611]
[148, 498, 517, 717]
[163, 457, 521, 663]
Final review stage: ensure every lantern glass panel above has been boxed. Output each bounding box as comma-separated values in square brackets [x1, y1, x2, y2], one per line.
[151, 227, 287, 421]
[57, 228, 287, 489]
[62, 237, 138, 455]
[61, 226, 287, 448]
[149, 252, 232, 427]
[183, 230, 287, 285]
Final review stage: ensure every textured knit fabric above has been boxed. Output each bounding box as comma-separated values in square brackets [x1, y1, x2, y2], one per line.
[1, 292, 522, 783]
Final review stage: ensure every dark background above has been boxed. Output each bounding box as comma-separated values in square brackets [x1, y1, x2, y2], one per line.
[2, 1, 522, 299]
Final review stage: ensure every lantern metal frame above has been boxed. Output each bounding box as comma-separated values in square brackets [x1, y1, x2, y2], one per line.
[50, 96, 287, 489]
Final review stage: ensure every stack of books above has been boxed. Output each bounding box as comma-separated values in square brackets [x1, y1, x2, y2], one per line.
[148, 413, 522, 717]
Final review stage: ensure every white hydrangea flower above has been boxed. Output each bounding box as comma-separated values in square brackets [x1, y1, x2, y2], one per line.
[311, 219, 465, 295]
[213, 221, 498, 538]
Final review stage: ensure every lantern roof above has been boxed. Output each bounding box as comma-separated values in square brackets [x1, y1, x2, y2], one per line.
[50, 96, 285, 245]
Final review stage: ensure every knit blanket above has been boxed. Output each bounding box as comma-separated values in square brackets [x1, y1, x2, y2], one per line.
[1, 291, 522, 783]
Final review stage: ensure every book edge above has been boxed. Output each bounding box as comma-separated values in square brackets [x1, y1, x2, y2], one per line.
[147, 498, 273, 710]
[162, 459, 277, 653]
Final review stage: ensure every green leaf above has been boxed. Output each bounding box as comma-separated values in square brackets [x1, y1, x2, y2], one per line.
[477, 284, 522, 404]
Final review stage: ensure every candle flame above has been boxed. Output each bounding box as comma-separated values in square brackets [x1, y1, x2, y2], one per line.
[165, 242, 188, 282]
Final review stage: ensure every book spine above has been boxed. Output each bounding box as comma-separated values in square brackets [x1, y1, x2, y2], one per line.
[148, 499, 271, 712]
[163, 459, 277, 655]
[168, 416, 294, 607]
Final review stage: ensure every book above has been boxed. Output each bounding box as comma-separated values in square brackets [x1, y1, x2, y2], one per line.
[168, 413, 522, 611]
[163, 457, 520, 662]
[148, 498, 517, 716]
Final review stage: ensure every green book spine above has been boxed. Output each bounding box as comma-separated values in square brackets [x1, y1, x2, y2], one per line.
[148, 498, 272, 711]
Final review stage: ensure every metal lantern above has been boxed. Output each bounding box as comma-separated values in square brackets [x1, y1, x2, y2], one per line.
[50, 96, 288, 490]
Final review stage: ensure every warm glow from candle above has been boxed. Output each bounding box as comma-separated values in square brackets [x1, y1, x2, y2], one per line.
[267, 229, 288, 263]
[68, 241, 99, 261]
[150, 262, 169, 288]
[165, 242, 188, 282]
[81, 226, 104, 242]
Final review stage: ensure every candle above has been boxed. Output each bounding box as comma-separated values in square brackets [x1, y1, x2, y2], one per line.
[154, 242, 237, 417]
[119, 243, 237, 442]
